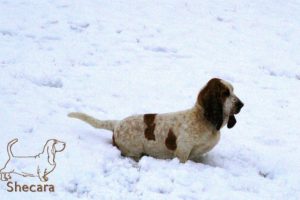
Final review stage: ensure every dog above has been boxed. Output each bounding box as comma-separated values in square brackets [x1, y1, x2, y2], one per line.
[0, 139, 66, 182]
[68, 78, 243, 162]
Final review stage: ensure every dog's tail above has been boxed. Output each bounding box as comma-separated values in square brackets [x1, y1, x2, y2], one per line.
[68, 112, 118, 131]
[7, 138, 18, 159]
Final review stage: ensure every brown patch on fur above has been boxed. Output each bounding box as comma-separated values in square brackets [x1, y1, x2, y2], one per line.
[197, 78, 229, 130]
[165, 129, 177, 150]
[144, 114, 157, 140]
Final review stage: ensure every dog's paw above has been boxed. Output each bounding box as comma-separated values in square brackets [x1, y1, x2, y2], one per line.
[6, 174, 11, 180]
[43, 176, 48, 182]
[39, 177, 46, 182]
[0, 173, 11, 181]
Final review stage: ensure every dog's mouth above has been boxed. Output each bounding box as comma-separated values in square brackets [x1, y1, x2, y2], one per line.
[234, 107, 242, 114]
[228, 101, 243, 128]
[232, 105, 242, 115]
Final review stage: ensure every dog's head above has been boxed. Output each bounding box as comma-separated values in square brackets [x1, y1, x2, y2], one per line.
[197, 78, 244, 130]
[44, 139, 66, 165]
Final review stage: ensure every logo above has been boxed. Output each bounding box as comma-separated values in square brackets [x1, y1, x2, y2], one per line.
[0, 138, 66, 192]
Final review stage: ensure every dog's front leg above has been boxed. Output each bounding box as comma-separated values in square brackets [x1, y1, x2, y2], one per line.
[43, 169, 49, 182]
[37, 167, 47, 182]
[174, 141, 193, 163]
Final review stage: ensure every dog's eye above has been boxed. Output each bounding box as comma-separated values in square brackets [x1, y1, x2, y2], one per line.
[222, 89, 230, 97]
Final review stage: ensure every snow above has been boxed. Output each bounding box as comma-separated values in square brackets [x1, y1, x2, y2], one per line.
[1, 0, 300, 199]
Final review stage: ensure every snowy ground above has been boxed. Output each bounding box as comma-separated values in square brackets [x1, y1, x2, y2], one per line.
[1, 0, 300, 199]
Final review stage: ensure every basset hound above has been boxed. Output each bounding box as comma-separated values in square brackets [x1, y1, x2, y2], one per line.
[68, 78, 243, 162]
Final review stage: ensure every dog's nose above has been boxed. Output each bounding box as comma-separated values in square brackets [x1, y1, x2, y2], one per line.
[236, 100, 244, 113]
[233, 98, 244, 114]
[237, 100, 244, 109]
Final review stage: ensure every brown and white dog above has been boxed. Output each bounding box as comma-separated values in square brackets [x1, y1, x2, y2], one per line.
[68, 78, 243, 162]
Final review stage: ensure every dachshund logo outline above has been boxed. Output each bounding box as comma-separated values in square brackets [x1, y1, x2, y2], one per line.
[0, 139, 66, 182]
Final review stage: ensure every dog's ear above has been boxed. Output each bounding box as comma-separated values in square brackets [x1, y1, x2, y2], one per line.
[198, 78, 225, 130]
[46, 140, 56, 165]
[227, 115, 236, 128]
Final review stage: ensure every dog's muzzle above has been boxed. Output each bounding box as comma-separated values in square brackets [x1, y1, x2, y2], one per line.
[234, 99, 244, 114]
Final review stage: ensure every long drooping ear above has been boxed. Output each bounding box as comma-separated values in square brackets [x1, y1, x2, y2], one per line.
[197, 78, 224, 130]
[227, 115, 236, 128]
[46, 140, 56, 165]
